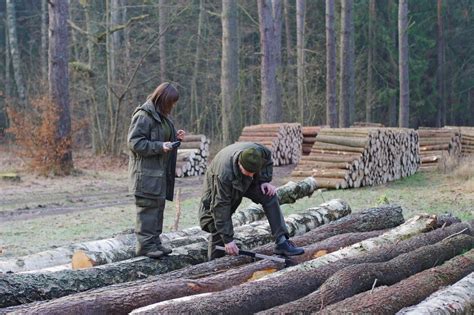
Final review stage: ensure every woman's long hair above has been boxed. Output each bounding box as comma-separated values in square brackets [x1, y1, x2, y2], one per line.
[147, 82, 179, 116]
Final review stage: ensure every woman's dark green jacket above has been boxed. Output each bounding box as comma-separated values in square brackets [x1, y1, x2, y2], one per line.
[127, 100, 177, 201]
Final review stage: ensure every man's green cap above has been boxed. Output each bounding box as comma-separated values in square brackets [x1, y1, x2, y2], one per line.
[239, 147, 262, 173]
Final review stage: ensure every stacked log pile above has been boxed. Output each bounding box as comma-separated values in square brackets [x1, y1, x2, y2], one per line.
[417, 128, 462, 171]
[2, 209, 473, 315]
[291, 128, 420, 189]
[351, 121, 384, 128]
[175, 134, 210, 177]
[238, 123, 303, 166]
[301, 126, 325, 155]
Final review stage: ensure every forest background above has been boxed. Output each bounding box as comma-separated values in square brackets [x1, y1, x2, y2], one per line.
[0, 0, 473, 162]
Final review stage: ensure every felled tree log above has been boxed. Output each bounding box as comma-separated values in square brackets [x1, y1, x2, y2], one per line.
[0, 201, 350, 308]
[2, 204, 404, 313]
[319, 249, 474, 314]
[127, 215, 440, 314]
[397, 272, 474, 315]
[9, 230, 384, 315]
[1, 178, 318, 274]
[266, 235, 474, 313]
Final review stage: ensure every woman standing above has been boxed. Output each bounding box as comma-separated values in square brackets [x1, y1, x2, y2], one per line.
[127, 82, 185, 258]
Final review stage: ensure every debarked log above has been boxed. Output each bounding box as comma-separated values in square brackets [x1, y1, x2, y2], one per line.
[9, 230, 384, 315]
[0, 200, 350, 308]
[318, 249, 474, 314]
[265, 234, 474, 314]
[128, 214, 440, 315]
[397, 272, 474, 315]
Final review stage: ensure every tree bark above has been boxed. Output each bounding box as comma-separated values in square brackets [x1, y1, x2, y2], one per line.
[11, 231, 384, 315]
[366, 0, 375, 123]
[398, 0, 409, 127]
[266, 235, 474, 313]
[0, 202, 350, 307]
[436, 0, 446, 127]
[221, 0, 240, 144]
[49, 0, 74, 174]
[3, 205, 405, 313]
[6, 0, 27, 108]
[159, 0, 167, 81]
[258, 0, 283, 123]
[296, 0, 305, 123]
[325, 0, 337, 127]
[133, 214, 441, 314]
[339, 0, 353, 128]
[41, 0, 48, 82]
[397, 272, 474, 315]
[318, 249, 474, 314]
[190, 0, 205, 133]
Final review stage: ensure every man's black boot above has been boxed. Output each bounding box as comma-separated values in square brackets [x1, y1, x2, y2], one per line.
[156, 243, 172, 255]
[274, 239, 304, 256]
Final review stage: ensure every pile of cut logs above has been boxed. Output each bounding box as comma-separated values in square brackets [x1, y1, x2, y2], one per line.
[417, 128, 462, 171]
[291, 128, 420, 189]
[1, 203, 472, 315]
[301, 126, 325, 155]
[175, 134, 210, 177]
[238, 123, 303, 166]
[351, 121, 385, 128]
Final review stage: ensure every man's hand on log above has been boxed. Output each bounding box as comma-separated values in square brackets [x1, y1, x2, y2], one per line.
[260, 183, 276, 196]
[224, 240, 240, 256]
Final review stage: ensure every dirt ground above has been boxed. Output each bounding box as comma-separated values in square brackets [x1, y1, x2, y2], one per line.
[0, 146, 473, 257]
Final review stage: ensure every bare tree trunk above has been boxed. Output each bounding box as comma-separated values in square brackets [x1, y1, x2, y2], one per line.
[48, 0, 73, 174]
[296, 0, 305, 123]
[366, 0, 375, 123]
[398, 0, 409, 128]
[221, 0, 239, 144]
[437, 0, 446, 127]
[339, 0, 352, 128]
[4, 21, 11, 100]
[84, 1, 104, 153]
[159, 0, 167, 82]
[326, 0, 337, 127]
[191, 0, 205, 133]
[388, 0, 397, 127]
[6, 0, 27, 108]
[258, 0, 283, 123]
[283, 0, 292, 66]
[348, 5, 355, 125]
[41, 0, 48, 83]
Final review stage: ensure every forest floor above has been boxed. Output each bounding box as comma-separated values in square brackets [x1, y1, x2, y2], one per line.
[0, 144, 473, 258]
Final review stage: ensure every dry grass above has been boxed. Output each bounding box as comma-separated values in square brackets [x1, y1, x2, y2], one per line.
[449, 156, 474, 181]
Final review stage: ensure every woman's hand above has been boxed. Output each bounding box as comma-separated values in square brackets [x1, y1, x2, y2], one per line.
[176, 129, 186, 141]
[162, 142, 173, 152]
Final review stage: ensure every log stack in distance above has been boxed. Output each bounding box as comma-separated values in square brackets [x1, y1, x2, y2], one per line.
[237, 123, 303, 166]
[291, 127, 420, 189]
[417, 127, 462, 172]
[175, 134, 210, 177]
[301, 126, 327, 156]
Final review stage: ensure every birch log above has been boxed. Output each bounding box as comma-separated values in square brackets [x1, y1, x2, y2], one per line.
[0, 201, 350, 307]
[8, 231, 384, 315]
[265, 235, 474, 313]
[5, 203, 403, 314]
[127, 214, 440, 314]
[318, 249, 474, 314]
[1, 177, 318, 273]
[397, 272, 474, 315]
